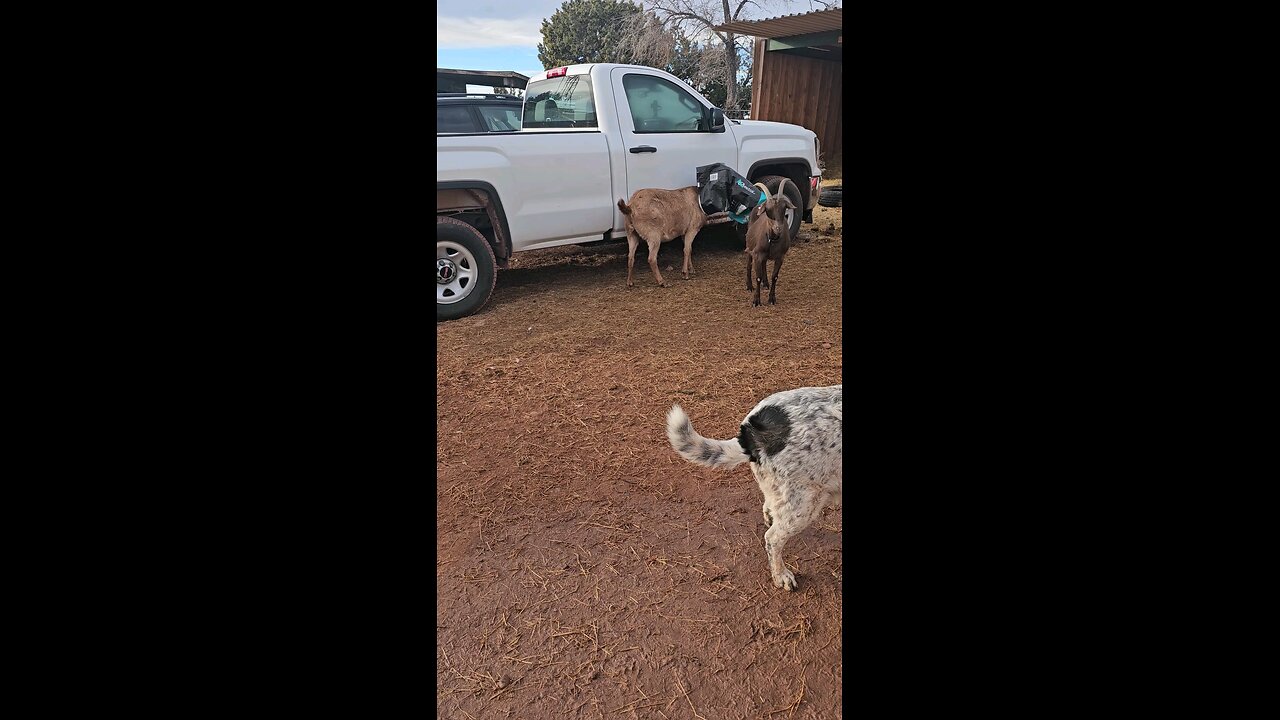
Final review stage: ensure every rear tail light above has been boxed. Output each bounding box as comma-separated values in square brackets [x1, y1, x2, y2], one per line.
[547, 67, 567, 78]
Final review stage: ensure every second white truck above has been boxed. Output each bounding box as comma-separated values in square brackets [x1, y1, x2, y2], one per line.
[437, 62, 823, 321]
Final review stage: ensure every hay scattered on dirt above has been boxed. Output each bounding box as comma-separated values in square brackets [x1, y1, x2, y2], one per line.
[439, 219, 843, 718]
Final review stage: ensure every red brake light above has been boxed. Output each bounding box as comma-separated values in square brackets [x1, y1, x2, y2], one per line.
[547, 67, 567, 78]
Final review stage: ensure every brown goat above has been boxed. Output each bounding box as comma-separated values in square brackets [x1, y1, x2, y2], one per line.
[744, 179, 797, 306]
[617, 187, 733, 287]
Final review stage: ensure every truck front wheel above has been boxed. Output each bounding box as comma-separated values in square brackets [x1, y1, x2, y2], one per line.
[437, 216, 497, 321]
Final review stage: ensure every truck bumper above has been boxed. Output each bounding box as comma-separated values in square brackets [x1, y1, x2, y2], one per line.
[807, 174, 821, 219]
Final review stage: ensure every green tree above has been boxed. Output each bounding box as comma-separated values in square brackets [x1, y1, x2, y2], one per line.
[537, 0, 644, 69]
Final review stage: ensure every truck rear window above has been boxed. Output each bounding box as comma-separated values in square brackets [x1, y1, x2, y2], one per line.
[523, 75, 597, 129]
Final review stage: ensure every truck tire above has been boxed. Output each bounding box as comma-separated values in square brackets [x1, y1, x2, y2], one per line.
[758, 175, 804, 238]
[818, 185, 842, 208]
[437, 216, 497, 322]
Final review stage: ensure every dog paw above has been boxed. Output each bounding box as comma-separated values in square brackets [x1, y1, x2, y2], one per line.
[773, 570, 797, 591]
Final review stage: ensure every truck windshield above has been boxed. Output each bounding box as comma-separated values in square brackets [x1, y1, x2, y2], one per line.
[523, 75, 597, 129]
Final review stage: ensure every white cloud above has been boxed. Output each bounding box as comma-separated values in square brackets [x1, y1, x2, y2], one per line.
[437, 17, 544, 48]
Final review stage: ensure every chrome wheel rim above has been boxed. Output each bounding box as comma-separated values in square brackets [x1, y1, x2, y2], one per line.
[437, 241, 477, 304]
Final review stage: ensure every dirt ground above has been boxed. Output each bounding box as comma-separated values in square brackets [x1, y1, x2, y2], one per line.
[437, 200, 843, 719]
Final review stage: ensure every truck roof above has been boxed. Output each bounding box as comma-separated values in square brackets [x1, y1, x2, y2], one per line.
[525, 63, 664, 84]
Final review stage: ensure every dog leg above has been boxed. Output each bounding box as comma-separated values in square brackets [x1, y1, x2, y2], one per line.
[763, 493, 825, 591]
[762, 502, 774, 527]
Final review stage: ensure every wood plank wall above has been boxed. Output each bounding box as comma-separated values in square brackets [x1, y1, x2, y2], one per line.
[750, 38, 842, 163]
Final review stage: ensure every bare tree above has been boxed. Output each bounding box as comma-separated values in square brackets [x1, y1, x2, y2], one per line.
[632, 1, 788, 113]
[621, 10, 680, 69]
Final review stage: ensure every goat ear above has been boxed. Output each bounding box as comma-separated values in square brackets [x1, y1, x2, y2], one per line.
[751, 204, 765, 219]
[781, 197, 796, 210]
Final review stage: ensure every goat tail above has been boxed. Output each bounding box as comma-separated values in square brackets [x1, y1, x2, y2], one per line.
[617, 199, 632, 215]
[666, 404, 749, 470]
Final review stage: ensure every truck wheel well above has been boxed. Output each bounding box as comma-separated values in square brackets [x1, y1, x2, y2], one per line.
[437, 184, 512, 268]
[748, 162, 810, 210]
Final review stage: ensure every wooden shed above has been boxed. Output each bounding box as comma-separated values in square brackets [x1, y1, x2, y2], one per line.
[715, 8, 843, 164]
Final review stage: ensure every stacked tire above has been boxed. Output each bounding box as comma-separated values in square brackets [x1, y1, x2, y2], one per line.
[818, 185, 842, 208]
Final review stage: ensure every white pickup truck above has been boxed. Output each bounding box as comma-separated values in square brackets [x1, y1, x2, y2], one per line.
[437, 62, 823, 321]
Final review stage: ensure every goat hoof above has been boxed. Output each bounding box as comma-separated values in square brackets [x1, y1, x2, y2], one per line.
[769, 297, 776, 305]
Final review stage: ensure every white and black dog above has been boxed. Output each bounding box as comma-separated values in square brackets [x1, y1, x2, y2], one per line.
[666, 385, 841, 591]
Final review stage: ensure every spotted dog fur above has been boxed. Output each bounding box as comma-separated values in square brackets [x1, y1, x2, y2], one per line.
[666, 385, 842, 591]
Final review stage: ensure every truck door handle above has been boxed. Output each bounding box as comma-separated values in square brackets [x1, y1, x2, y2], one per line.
[629, 146, 657, 154]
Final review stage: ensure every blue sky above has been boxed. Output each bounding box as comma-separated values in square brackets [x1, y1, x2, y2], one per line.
[437, 0, 817, 92]
[436, 0, 566, 91]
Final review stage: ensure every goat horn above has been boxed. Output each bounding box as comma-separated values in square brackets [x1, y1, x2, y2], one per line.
[753, 182, 771, 200]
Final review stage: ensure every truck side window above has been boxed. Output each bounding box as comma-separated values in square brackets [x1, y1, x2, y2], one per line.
[622, 74, 706, 133]
[477, 106, 520, 131]
[438, 106, 476, 133]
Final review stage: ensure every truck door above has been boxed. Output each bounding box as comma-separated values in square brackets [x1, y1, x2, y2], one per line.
[610, 67, 739, 201]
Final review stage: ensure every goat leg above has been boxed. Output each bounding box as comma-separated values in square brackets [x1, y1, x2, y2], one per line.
[768, 254, 784, 305]
[626, 231, 639, 287]
[681, 229, 696, 280]
[745, 252, 754, 291]
[752, 253, 767, 306]
[647, 238, 666, 287]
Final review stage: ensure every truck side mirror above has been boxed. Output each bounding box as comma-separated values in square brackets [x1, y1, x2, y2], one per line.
[709, 108, 725, 132]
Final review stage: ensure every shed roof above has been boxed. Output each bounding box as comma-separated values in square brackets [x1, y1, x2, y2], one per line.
[436, 68, 529, 88]
[713, 7, 842, 38]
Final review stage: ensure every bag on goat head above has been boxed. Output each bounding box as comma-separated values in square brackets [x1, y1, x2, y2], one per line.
[696, 162, 765, 224]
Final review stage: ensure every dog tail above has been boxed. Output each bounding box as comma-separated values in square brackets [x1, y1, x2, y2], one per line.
[617, 198, 632, 215]
[666, 404, 750, 470]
